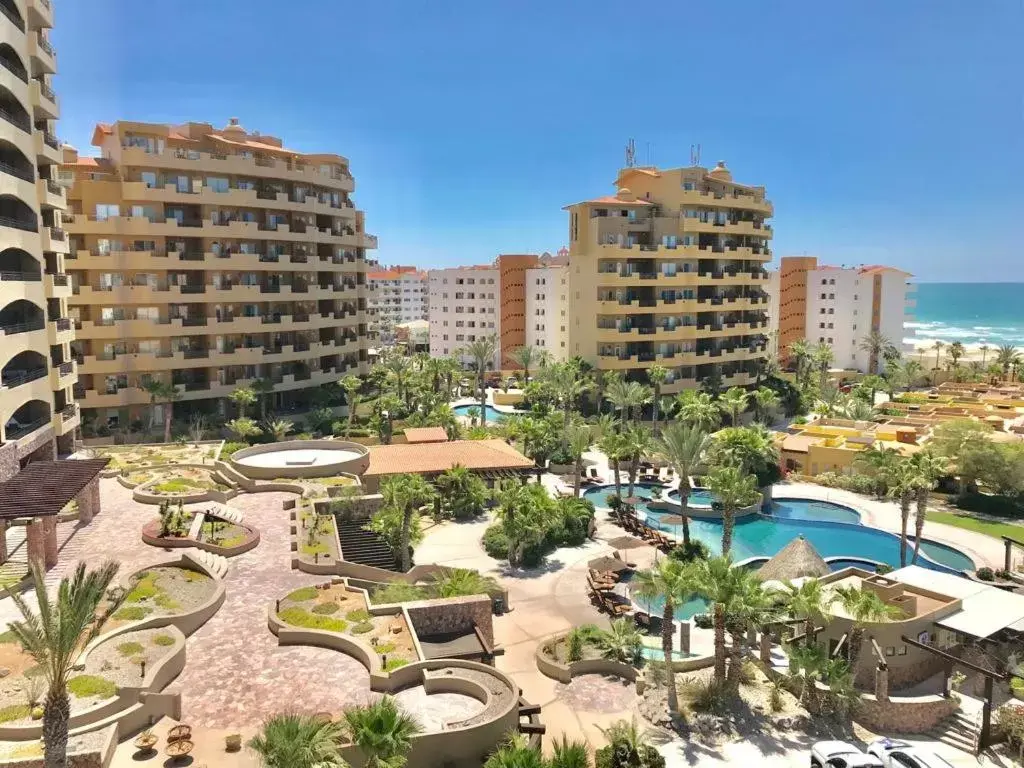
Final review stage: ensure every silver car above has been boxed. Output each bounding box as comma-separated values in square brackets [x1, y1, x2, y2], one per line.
[866, 738, 956, 768]
[812, 740, 884, 768]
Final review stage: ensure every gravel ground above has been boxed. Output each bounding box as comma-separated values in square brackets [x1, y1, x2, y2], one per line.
[117, 566, 217, 621]
[0, 725, 114, 759]
[83, 627, 178, 689]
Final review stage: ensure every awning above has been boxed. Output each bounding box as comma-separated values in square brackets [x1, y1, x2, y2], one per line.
[0, 459, 109, 520]
[935, 589, 1024, 639]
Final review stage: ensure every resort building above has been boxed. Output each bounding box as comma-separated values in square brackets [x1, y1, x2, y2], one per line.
[395, 319, 428, 352]
[61, 119, 373, 428]
[774, 255, 914, 371]
[564, 162, 772, 393]
[0, 0, 79, 479]
[366, 265, 427, 345]
[778, 418, 925, 476]
[524, 249, 570, 362]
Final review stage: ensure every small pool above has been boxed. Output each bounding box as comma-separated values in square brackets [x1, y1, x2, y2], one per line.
[639, 644, 701, 661]
[666, 487, 715, 508]
[452, 404, 518, 424]
[634, 592, 710, 621]
[582, 482, 663, 510]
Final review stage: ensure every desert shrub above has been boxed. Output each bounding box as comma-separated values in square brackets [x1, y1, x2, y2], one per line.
[286, 587, 319, 602]
[566, 629, 584, 662]
[154, 593, 179, 610]
[692, 613, 713, 630]
[977, 567, 995, 581]
[352, 621, 374, 634]
[482, 525, 510, 559]
[995, 704, 1024, 757]
[152, 634, 175, 647]
[312, 603, 340, 615]
[277, 607, 348, 633]
[67, 675, 117, 699]
[116, 642, 144, 657]
[375, 642, 396, 655]
[370, 582, 428, 605]
[0, 705, 29, 723]
[875, 564, 894, 575]
[691, 712, 719, 744]
[682, 676, 731, 714]
[126, 573, 159, 602]
[113, 606, 151, 621]
[219, 441, 248, 458]
[739, 660, 759, 686]
[813, 472, 878, 495]
[769, 681, 785, 712]
[383, 657, 409, 672]
[345, 609, 371, 622]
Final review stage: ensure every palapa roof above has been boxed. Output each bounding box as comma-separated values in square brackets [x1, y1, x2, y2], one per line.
[756, 535, 830, 582]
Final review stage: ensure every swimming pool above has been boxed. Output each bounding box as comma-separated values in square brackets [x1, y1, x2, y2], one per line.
[666, 487, 716, 508]
[452, 404, 519, 423]
[584, 485, 976, 575]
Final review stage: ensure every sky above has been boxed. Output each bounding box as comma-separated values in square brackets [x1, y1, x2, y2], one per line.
[53, 0, 1022, 282]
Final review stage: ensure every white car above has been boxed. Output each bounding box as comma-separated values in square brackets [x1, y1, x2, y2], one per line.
[866, 738, 956, 768]
[811, 741, 883, 768]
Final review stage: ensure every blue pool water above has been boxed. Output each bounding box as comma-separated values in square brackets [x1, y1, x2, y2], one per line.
[666, 488, 716, 508]
[452, 404, 519, 423]
[583, 485, 976, 576]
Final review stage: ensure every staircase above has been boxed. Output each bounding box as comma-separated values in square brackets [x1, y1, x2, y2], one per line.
[334, 517, 398, 571]
[184, 548, 230, 580]
[214, 460, 254, 489]
[927, 710, 979, 753]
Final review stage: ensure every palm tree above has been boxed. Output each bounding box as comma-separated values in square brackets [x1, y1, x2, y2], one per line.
[263, 418, 293, 442]
[7, 562, 126, 768]
[378, 474, 435, 572]
[858, 330, 897, 374]
[899, 359, 924, 391]
[596, 719, 659, 768]
[979, 344, 990, 366]
[464, 335, 498, 421]
[788, 339, 812, 389]
[343, 696, 421, 768]
[542, 361, 592, 449]
[694, 555, 744, 682]
[725, 570, 778, 687]
[675, 390, 721, 431]
[595, 617, 642, 664]
[705, 464, 759, 556]
[248, 713, 348, 768]
[647, 365, 669, 435]
[428, 567, 498, 598]
[605, 379, 638, 425]
[598, 429, 630, 499]
[811, 342, 834, 391]
[549, 736, 590, 768]
[947, 341, 965, 370]
[566, 424, 592, 498]
[783, 578, 828, 648]
[931, 340, 945, 371]
[226, 416, 260, 442]
[965, 360, 984, 382]
[142, 379, 180, 443]
[338, 375, 362, 437]
[632, 558, 698, 713]
[830, 586, 900, 673]
[623, 423, 653, 498]
[655, 422, 709, 547]
[229, 385, 257, 418]
[909, 452, 948, 565]
[996, 344, 1021, 379]
[483, 733, 546, 768]
[854, 443, 901, 497]
[750, 386, 780, 425]
[509, 345, 543, 383]
[887, 457, 922, 568]
[718, 386, 748, 427]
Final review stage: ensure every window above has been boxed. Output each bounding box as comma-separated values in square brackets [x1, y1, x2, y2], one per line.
[175, 175, 190, 193]
[821, 279, 827, 286]
[820, 293, 827, 300]
[95, 204, 120, 220]
[206, 176, 230, 193]
[141, 171, 157, 188]
[819, 323, 825, 329]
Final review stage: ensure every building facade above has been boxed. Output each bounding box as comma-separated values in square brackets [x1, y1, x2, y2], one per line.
[524, 250, 569, 361]
[0, 0, 79, 480]
[774, 255, 913, 372]
[62, 118, 373, 428]
[366, 265, 426, 345]
[427, 263, 501, 368]
[564, 162, 772, 393]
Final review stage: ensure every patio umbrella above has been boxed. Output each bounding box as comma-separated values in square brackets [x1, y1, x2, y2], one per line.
[607, 535, 647, 550]
[588, 555, 631, 574]
[756, 535, 830, 582]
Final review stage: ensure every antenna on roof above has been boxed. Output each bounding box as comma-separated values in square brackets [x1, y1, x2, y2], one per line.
[625, 138, 636, 168]
[690, 144, 702, 166]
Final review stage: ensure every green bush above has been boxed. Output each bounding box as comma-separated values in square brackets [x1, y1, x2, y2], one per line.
[0, 630, 17, 644]
[114, 606, 151, 621]
[152, 634, 175, 647]
[345, 609, 371, 622]
[312, 602, 340, 615]
[219, 441, 248, 458]
[116, 641, 144, 657]
[67, 675, 117, 700]
[0, 704, 29, 723]
[277, 607, 348, 633]
[669, 540, 710, 562]
[375, 642, 396, 655]
[977, 567, 994, 581]
[994, 704, 1024, 754]
[682, 675, 731, 714]
[371, 582, 428, 604]
[383, 657, 409, 672]
[286, 587, 319, 602]
[482, 525, 510, 559]
[352, 621, 374, 634]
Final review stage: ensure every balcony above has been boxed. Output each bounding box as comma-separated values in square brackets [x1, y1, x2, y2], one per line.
[49, 359, 75, 389]
[0, 365, 46, 389]
[28, 0, 53, 32]
[47, 316, 73, 345]
[0, 0, 25, 32]
[55, 403, 79, 435]
[30, 78, 58, 120]
[4, 414, 50, 441]
[44, 272, 70, 298]
[33, 128, 60, 164]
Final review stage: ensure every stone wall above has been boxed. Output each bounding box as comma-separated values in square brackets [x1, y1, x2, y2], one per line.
[856, 692, 959, 734]
[405, 595, 494, 648]
[0, 442, 18, 483]
[16, 427, 55, 463]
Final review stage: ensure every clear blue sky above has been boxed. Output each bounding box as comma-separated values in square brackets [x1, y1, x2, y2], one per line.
[53, 0, 1022, 281]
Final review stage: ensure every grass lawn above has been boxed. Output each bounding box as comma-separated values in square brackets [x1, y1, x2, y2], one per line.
[927, 510, 1024, 542]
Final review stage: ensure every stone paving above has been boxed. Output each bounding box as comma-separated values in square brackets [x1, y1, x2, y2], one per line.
[555, 674, 637, 713]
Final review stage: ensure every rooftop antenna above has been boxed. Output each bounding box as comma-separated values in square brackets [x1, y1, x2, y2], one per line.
[625, 138, 636, 168]
[690, 143, 702, 166]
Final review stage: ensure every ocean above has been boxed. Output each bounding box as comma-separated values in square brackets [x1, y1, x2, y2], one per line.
[906, 282, 1024, 350]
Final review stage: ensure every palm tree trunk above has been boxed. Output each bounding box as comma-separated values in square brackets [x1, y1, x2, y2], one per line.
[849, 629, 864, 675]
[627, 454, 639, 498]
[652, 388, 661, 436]
[713, 603, 727, 681]
[663, 601, 677, 713]
[478, 374, 487, 426]
[42, 689, 70, 768]
[400, 506, 412, 571]
[573, 457, 582, 498]
[804, 617, 814, 647]
[163, 401, 172, 443]
[911, 489, 927, 565]
[346, 405, 355, 438]
[728, 628, 745, 688]
[899, 495, 911, 567]
[679, 490, 691, 547]
[721, 508, 735, 556]
[612, 457, 622, 498]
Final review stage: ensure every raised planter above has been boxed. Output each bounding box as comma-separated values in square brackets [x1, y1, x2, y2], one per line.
[535, 632, 645, 692]
[141, 518, 260, 557]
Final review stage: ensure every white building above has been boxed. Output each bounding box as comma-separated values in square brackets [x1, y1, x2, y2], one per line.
[427, 265, 501, 368]
[366, 266, 428, 344]
[525, 251, 570, 361]
[765, 268, 781, 359]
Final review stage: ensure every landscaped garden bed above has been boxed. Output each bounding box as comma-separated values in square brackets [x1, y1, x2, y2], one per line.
[142, 504, 260, 556]
[294, 502, 341, 561]
[106, 566, 217, 630]
[81, 627, 178, 690]
[91, 442, 221, 473]
[276, 583, 416, 671]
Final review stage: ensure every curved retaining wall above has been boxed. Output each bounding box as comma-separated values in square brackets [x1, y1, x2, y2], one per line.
[229, 439, 370, 480]
[268, 609, 384, 675]
[855, 692, 959, 734]
[536, 632, 712, 685]
[141, 524, 260, 557]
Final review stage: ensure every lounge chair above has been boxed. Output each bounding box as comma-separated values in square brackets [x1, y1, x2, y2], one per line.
[612, 551, 637, 569]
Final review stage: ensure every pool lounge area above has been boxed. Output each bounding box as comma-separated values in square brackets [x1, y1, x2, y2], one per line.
[452, 403, 524, 424]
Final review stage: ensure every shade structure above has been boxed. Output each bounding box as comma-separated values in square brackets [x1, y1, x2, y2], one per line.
[607, 535, 647, 550]
[756, 535, 830, 582]
[588, 555, 631, 574]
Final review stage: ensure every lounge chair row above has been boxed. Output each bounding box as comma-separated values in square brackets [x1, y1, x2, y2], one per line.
[615, 511, 675, 552]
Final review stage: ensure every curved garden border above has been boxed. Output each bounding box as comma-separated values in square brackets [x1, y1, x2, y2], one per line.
[229, 439, 370, 480]
[141, 518, 261, 557]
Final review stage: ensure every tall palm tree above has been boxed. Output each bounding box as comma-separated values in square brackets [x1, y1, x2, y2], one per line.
[542, 361, 592, 449]
[605, 379, 649, 425]
[830, 586, 900, 673]
[788, 339, 812, 389]
[858, 330, 897, 374]
[250, 377, 276, 420]
[141, 379, 180, 443]
[647, 365, 669, 435]
[343, 696, 421, 768]
[783, 578, 828, 648]
[811, 342, 834, 391]
[979, 344, 990, 366]
[718, 386, 748, 426]
[7, 562, 126, 768]
[909, 451, 948, 565]
[899, 359, 924, 391]
[598, 429, 630, 499]
[248, 713, 348, 768]
[726, 571, 778, 687]
[229, 385, 257, 418]
[655, 422, 710, 547]
[751, 386, 780, 425]
[509, 345, 544, 383]
[623, 424, 653, 498]
[996, 344, 1021, 379]
[566, 424, 592, 498]
[632, 558, 699, 713]
[675, 390, 721, 432]
[887, 457, 922, 567]
[947, 341, 965, 370]
[931, 340, 945, 371]
[694, 555, 745, 682]
[464, 336, 498, 420]
[705, 464, 759, 556]
[378, 474, 436, 572]
[338, 375, 362, 437]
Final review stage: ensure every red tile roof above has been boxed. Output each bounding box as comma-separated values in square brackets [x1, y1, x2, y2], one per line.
[364, 439, 533, 477]
[402, 427, 449, 444]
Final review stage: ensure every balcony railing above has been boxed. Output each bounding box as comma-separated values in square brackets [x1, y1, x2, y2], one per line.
[61, 404, 77, 422]
[181, 317, 207, 327]
[0, 105, 30, 133]
[37, 80, 55, 101]
[0, 3, 24, 32]
[54, 317, 71, 331]
[2, 318, 44, 334]
[0, 270, 40, 281]
[6, 415, 49, 440]
[48, 272, 67, 285]
[0, 54, 26, 82]
[57, 361, 74, 376]
[1, 367, 47, 387]
[37, 35, 54, 56]
[48, 226, 64, 240]
[182, 349, 209, 360]
[42, 131, 59, 149]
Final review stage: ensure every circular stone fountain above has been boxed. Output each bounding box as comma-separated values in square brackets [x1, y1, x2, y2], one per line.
[229, 439, 370, 480]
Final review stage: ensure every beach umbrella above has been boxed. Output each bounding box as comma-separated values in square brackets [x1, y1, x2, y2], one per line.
[588, 555, 631, 574]
[607, 535, 646, 550]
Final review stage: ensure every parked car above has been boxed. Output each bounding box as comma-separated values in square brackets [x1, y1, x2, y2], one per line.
[866, 738, 956, 768]
[811, 741, 883, 768]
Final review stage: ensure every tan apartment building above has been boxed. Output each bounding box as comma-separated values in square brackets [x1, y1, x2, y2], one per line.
[366, 265, 427, 345]
[564, 162, 772, 392]
[0, 0, 78, 480]
[62, 118, 374, 429]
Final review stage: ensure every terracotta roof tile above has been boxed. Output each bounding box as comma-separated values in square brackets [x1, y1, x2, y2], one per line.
[402, 427, 449, 444]
[364, 439, 533, 477]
